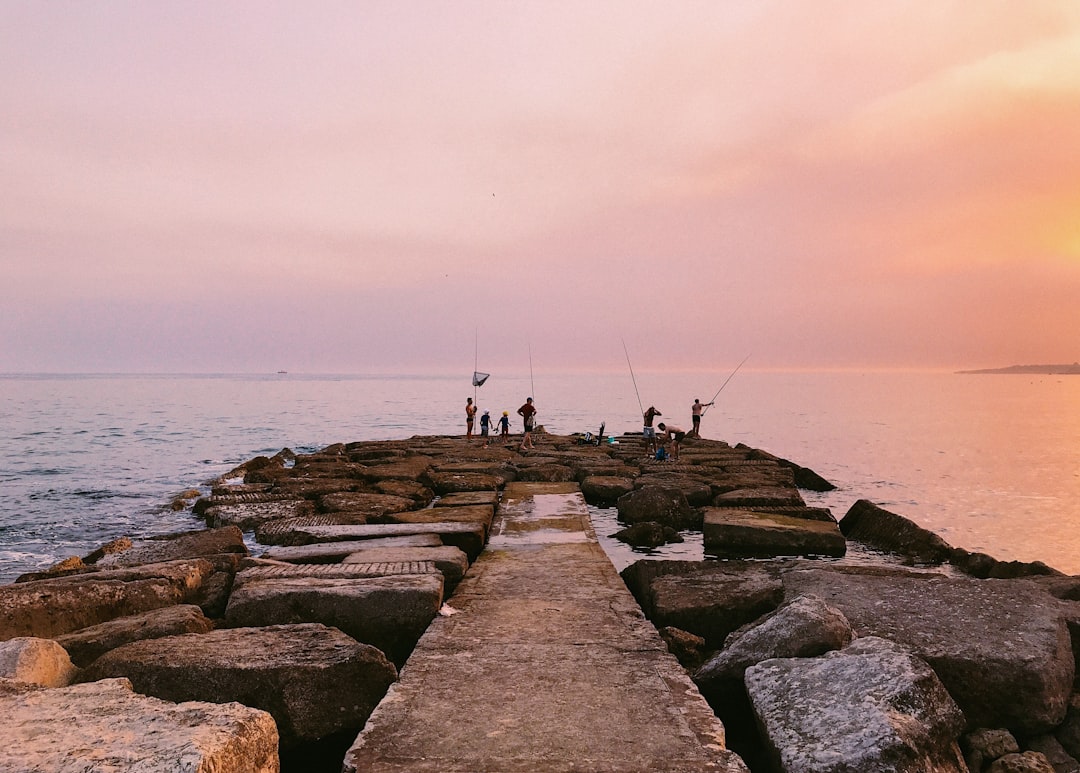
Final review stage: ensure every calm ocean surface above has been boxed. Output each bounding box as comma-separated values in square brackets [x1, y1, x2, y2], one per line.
[2, 371, 1078, 583]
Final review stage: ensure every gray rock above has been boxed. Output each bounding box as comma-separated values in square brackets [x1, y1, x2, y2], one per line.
[0, 678, 279, 772]
[80, 623, 397, 747]
[783, 567, 1075, 734]
[695, 594, 853, 686]
[1055, 694, 1080, 760]
[702, 508, 846, 558]
[745, 636, 967, 773]
[0, 637, 79, 687]
[224, 573, 443, 666]
[0, 558, 214, 640]
[56, 604, 214, 668]
[204, 499, 315, 530]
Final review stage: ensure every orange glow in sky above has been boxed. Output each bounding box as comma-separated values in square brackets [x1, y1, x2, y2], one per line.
[2, 2, 1079, 373]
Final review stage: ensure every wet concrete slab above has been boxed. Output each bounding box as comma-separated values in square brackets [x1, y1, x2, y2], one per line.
[344, 481, 748, 773]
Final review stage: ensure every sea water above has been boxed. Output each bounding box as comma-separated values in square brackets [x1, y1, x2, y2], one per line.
[2, 370, 1079, 583]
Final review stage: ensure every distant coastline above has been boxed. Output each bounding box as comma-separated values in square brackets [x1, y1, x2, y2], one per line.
[958, 363, 1080, 375]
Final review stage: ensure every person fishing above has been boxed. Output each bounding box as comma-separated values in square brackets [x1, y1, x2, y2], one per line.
[643, 406, 662, 456]
[465, 397, 477, 439]
[689, 398, 713, 438]
[517, 397, 536, 450]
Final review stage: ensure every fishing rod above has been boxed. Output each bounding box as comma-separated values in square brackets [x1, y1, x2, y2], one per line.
[528, 341, 535, 400]
[621, 338, 645, 417]
[702, 353, 751, 415]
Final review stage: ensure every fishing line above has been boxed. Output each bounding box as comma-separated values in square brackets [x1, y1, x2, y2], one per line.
[702, 353, 751, 415]
[622, 338, 644, 417]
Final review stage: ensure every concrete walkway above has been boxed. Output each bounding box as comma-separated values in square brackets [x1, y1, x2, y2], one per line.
[344, 482, 748, 773]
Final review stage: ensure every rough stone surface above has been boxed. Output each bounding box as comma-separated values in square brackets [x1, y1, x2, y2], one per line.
[0, 637, 79, 686]
[695, 594, 853, 686]
[1024, 735, 1080, 773]
[56, 604, 214, 668]
[616, 485, 697, 529]
[261, 535, 443, 563]
[204, 500, 315, 530]
[745, 636, 968, 773]
[783, 567, 1075, 734]
[262, 521, 487, 561]
[385, 503, 495, 537]
[433, 491, 500, 508]
[224, 573, 443, 666]
[0, 559, 214, 640]
[340, 545, 469, 589]
[0, 678, 279, 773]
[963, 727, 1020, 771]
[988, 752, 1057, 773]
[580, 475, 636, 505]
[93, 527, 248, 569]
[614, 521, 684, 548]
[712, 486, 805, 509]
[80, 623, 397, 747]
[702, 508, 846, 558]
[839, 499, 954, 563]
[425, 470, 505, 494]
[317, 491, 415, 517]
[624, 561, 784, 647]
[1056, 694, 1080, 760]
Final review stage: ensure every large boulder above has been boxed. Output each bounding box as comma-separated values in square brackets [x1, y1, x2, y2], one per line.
[0, 637, 79, 687]
[56, 604, 214, 668]
[695, 594, 853, 687]
[0, 678, 279, 773]
[783, 567, 1075, 734]
[702, 508, 846, 559]
[260, 521, 488, 561]
[745, 637, 968, 773]
[204, 500, 315, 531]
[0, 559, 214, 640]
[839, 499, 953, 563]
[616, 486, 698, 530]
[224, 572, 443, 666]
[79, 623, 397, 747]
[261, 535, 443, 564]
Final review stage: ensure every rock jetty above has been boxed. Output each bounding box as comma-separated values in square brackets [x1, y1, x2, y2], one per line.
[0, 431, 1077, 772]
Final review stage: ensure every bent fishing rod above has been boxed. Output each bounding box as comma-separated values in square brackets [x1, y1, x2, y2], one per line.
[702, 353, 751, 415]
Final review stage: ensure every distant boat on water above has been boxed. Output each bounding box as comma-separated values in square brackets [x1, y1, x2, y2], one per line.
[276, 370, 288, 374]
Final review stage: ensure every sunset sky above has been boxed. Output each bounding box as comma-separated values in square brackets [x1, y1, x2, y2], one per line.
[3, 1, 1079, 374]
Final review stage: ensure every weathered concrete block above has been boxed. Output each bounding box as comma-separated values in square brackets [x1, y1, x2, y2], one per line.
[261, 535, 443, 563]
[580, 475, 635, 505]
[711, 486, 805, 509]
[204, 500, 315, 530]
[624, 561, 784, 647]
[703, 508, 846, 558]
[0, 559, 214, 640]
[269, 521, 487, 561]
[317, 491, 414, 516]
[56, 604, 214, 668]
[424, 471, 505, 494]
[341, 546, 469, 589]
[0, 677, 278, 772]
[0, 637, 79, 686]
[386, 504, 494, 538]
[746, 637, 968, 773]
[224, 574, 443, 666]
[784, 567, 1075, 734]
[616, 486, 697, 529]
[433, 491, 500, 508]
[93, 527, 248, 569]
[80, 623, 397, 747]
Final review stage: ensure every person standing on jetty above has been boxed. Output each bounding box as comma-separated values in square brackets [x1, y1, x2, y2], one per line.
[479, 410, 492, 441]
[498, 411, 510, 442]
[465, 397, 477, 439]
[518, 397, 536, 450]
[689, 398, 713, 438]
[643, 406, 662, 456]
[656, 422, 686, 460]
